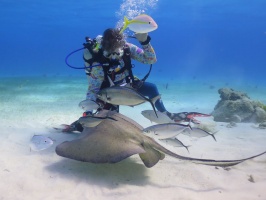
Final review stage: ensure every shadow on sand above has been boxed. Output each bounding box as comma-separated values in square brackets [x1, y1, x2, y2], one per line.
[46, 157, 150, 188]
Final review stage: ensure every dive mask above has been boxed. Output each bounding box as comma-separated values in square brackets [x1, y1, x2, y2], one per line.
[103, 48, 124, 60]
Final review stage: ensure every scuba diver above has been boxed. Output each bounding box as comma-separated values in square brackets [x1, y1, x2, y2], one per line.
[62, 28, 208, 132]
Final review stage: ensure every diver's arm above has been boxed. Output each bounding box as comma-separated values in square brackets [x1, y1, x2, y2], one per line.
[85, 65, 104, 101]
[127, 35, 157, 65]
[83, 47, 104, 101]
[84, 48, 104, 105]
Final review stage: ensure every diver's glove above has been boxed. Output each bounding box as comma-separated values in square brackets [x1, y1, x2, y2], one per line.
[135, 33, 151, 45]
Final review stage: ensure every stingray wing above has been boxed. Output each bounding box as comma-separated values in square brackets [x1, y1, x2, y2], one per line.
[56, 120, 146, 164]
[139, 147, 165, 168]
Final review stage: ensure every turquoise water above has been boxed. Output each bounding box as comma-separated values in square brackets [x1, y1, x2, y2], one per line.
[1, 76, 265, 127]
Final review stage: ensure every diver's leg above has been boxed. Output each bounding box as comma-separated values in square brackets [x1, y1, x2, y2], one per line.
[61, 104, 119, 133]
[102, 103, 119, 112]
[61, 120, 84, 133]
[137, 81, 167, 112]
[137, 82, 192, 122]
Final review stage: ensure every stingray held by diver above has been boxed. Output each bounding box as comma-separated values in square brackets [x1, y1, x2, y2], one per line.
[56, 110, 266, 168]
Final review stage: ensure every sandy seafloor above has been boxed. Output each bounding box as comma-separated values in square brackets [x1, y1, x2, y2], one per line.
[0, 76, 266, 200]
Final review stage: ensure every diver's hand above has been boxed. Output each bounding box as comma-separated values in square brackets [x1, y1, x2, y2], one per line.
[135, 33, 148, 42]
[135, 33, 151, 45]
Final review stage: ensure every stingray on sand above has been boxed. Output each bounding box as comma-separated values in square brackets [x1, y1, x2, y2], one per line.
[56, 110, 266, 168]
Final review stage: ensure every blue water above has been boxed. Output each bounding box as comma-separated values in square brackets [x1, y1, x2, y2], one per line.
[0, 0, 266, 85]
[1, 2, 266, 198]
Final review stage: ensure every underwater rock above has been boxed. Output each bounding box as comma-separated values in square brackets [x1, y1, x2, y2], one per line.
[218, 88, 249, 101]
[254, 107, 266, 123]
[231, 114, 242, 123]
[226, 122, 237, 128]
[212, 88, 266, 123]
[259, 121, 266, 129]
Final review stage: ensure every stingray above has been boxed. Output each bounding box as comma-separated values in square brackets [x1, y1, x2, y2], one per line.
[56, 110, 266, 168]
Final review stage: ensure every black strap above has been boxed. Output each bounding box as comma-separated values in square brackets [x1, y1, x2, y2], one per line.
[115, 45, 135, 84]
[140, 35, 151, 45]
[83, 41, 144, 88]
[141, 64, 152, 82]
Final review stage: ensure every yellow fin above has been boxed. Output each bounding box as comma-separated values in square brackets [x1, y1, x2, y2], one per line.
[119, 16, 130, 33]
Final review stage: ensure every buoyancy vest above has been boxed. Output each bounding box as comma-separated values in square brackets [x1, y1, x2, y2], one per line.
[83, 41, 135, 89]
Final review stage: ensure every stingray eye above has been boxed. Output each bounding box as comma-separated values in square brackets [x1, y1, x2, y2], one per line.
[107, 96, 111, 101]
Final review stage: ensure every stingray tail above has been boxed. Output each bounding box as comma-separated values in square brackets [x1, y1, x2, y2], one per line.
[147, 137, 266, 167]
